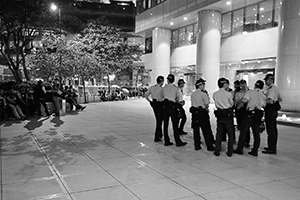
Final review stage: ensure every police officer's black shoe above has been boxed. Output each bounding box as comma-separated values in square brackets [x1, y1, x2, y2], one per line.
[213, 151, 220, 156]
[262, 150, 277, 154]
[176, 142, 187, 147]
[248, 151, 258, 157]
[164, 142, 174, 146]
[154, 138, 162, 142]
[207, 147, 215, 151]
[179, 131, 188, 135]
[245, 143, 250, 148]
[195, 146, 201, 150]
[263, 147, 269, 150]
[233, 149, 243, 155]
[226, 152, 233, 157]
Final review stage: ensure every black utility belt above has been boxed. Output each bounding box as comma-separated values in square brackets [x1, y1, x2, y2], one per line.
[214, 108, 233, 118]
[189, 106, 205, 113]
[152, 99, 163, 102]
[246, 109, 263, 120]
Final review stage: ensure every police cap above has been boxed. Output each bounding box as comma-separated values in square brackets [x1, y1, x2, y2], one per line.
[167, 74, 175, 83]
[195, 78, 206, 86]
[156, 75, 164, 83]
[178, 79, 186, 84]
[240, 79, 247, 84]
[264, 73, 274, 80]
[255, 80, 264, 89]
[218, 77, 227, 85]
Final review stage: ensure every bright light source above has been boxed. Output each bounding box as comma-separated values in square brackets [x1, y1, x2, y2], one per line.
[50, 3, 57, 11]
[184, 17, 188, 20]
[170, 22, 174, 25]
[260, 7, 264, 11]
[226, 1, 231, 5]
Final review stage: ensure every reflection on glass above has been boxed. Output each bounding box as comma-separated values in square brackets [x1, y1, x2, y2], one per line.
[244, 5, 258, 32]
[274, 0, 282, 26]
[171, 30, 179, 49]
[186, 25, 194, 45]
[232, 9, 244, 35]
[193, 23, 198, 44]
[222, 12, 232, 37]
[259, 0, 273, 29]
[179, 27, 187, 47]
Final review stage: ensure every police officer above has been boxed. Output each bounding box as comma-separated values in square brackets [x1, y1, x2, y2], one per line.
[177, 79, 188, 135]
[234, 79, 250, 146]
[163, 74, 187, 147]
[233, 80, 266, 156]
[213, 78, 235, 157]
[262, 73, 282, 154]
[190, 78, 215, 151]
[145, 75, 165, 142]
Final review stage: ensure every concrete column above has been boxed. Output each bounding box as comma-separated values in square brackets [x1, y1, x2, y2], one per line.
[276, 0, 300, 111]
[151, 28, 171, 85]
[196, 10, 221, 96]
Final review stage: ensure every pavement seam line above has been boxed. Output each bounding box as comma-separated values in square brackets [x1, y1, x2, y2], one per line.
[28, 131, 74, 200]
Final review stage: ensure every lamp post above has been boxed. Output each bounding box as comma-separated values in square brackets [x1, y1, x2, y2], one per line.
[50, 3, 61, 25]
[50, 3, 63, 88]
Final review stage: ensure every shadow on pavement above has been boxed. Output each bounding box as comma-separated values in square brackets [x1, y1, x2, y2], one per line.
[24, 116, 50, 131]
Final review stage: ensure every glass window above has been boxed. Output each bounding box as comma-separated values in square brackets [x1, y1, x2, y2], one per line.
[148, 0, 151, 8]
[193, 23, 198, 44]
[244, 5, 258, 32]
[186, 25, 194, 45]
[171, 30, 179, 49]
[178, 27, 187, 47]
[222, 12, 232, 37]
[145, 37, 152, 53]
[274, 0, 282, 26]
[259, 0, 274, 29]
[232, 9, 244, 35]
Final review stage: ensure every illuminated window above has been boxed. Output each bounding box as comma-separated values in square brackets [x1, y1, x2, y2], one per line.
[186, 25, 194, 45]
[222, 12, 232, 37]
[171, 30, 179, 49]
[232, 9, 244, 35]
[259, 0, 273, 29]
[193, 23, 198, 44]
[178, 27, 187, 47]
[244, 5, 258, 32]
[274, 0, 282, 26]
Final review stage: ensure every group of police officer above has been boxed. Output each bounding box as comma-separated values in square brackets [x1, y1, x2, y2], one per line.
[145, 73, 281, 157]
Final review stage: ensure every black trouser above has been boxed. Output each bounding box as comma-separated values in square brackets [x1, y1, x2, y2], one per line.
[214, 109, 234, 153]
[163, 100, 183, 145]
[35, 97, 50, 116]
[178, 105, 187, 133]
[151, 100, 163, 140]
[265, 104, 278, 151]
[236, 110, 263, 153]
[192, 108, 215, 150]
[235, 107, 250, 144]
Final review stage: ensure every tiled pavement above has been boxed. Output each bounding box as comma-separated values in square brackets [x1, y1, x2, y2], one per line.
[1, 99, 300, 200]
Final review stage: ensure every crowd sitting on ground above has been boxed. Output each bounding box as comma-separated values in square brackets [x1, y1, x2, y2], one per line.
[0, 80, 86, 122]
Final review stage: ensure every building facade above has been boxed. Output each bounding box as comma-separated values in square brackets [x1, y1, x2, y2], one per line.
[135, 0, 300, 112]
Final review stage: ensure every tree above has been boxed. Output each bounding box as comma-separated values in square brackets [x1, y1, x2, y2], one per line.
[78, 19, 143, 93]
[66, 35, 99, 103]
[27, 32, 74, 82]
[0, 0, 54, 83]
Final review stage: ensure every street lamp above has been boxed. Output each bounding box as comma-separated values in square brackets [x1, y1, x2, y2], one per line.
[50, 3, 61, 24]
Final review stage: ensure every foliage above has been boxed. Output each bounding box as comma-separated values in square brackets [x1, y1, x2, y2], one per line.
[79, 19, 143, 78]
[27, 32, 74, 81]
[0, 0, 57, 83]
